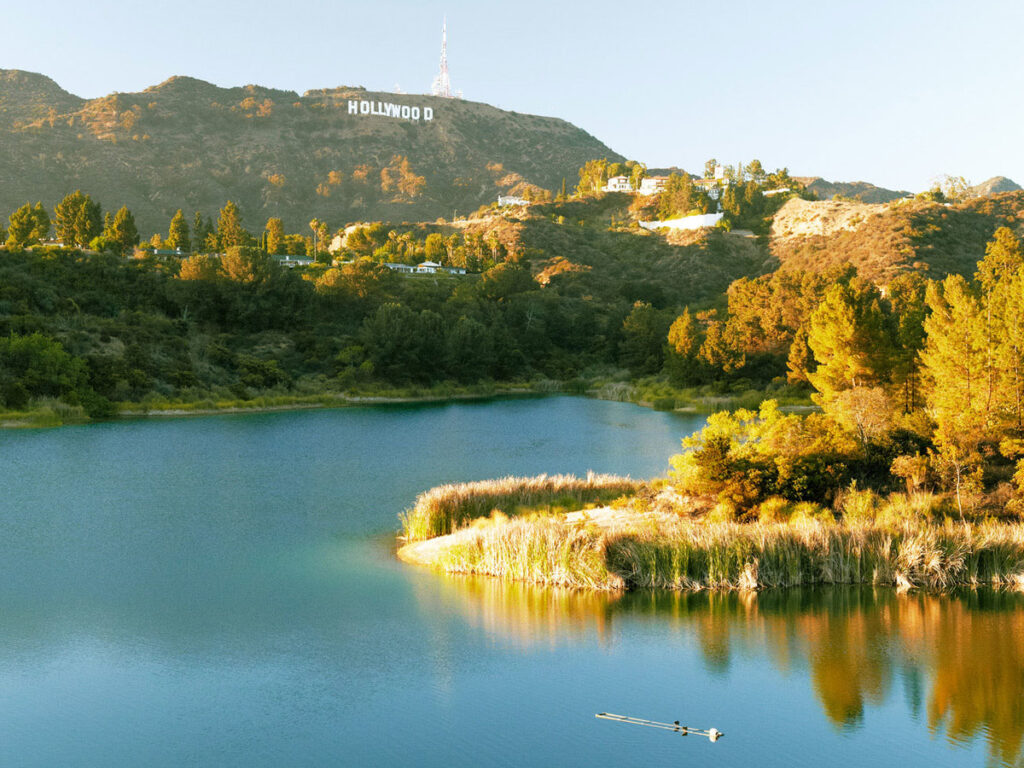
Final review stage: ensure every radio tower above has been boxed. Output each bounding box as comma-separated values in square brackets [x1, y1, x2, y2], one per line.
[431, 18, 455, 98]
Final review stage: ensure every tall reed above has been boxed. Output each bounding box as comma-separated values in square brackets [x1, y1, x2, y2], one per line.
[431, 515, 1024, 592]
[400, 473, 640, 541]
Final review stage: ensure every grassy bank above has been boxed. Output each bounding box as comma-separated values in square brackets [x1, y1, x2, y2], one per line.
[400, 473, 641, 541]
[400, 478, 1024, 592]
[587, 375, 813, 414]
[0, 380, 555, 428]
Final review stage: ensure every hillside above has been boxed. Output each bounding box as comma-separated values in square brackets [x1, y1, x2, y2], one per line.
[770, 192, 1024, 283]
[796, 176, 909, 203]
[968, 176, 1021, 198]
[0, 70, 621, 232]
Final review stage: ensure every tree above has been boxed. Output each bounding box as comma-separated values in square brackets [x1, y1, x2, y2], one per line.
[699, 320, 745, 374]
[620, 301, 671, 375]
[54, 190, 102, 247]
[6, 203, 40, 248]
[665, 309, 703, 385]
[216, 201, 249, 249]
[265, 217, 285, 255]
[919, 274, 993, 440]
[166, 209, 191, 252]
[575, 158, 609, 197]
[629, 162, 647, 190]
[109, 206, 139, 255]
[0, 333, 89, 408]
[746, 159, 766, 185]
[704, 158, 719, 179]
[786, 325, 814, 385]
[29, 202, 50, 242]
[220, 245, 275, 284]
[193, 211, 213, 252]
[975, 226, 1023, 293]
[178, 253, 219, 281]
[806, 280, 891, 406]
[424, 232, 446, 262]
[309, 218, 328, 257]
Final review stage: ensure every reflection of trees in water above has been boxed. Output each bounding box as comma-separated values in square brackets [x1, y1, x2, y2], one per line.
[417, 573, 1024, 766]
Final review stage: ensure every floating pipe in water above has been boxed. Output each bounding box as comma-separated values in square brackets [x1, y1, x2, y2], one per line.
[595, 712, 723, 742]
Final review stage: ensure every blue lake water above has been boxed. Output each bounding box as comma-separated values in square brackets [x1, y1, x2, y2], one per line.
[0, 396, 1020, 767]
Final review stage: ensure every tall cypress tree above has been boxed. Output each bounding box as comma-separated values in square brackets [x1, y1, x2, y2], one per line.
[216, 201, 248, 249]
[167, 209, 191, 252]
[110, 206, 139, 256]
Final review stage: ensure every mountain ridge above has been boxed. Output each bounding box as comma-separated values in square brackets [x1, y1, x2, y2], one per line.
[0, 69, 622, 232]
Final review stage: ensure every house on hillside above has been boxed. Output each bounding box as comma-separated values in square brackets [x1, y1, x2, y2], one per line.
[639, 176, 668, 195]
[604, 175, 631, 193]
[416, 261, 441, 274]
[498, 195, 530, 207]
[384, 262, 415, 273]
[276, 255, 314, 268]
[693, 178, 725, 200]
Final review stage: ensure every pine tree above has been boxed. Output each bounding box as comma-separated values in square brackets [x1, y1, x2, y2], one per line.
[786, 325, 814, 385]
[6, 203, 37, 248]
[55, 190, 102, 247]
[698, 320, 745, 374]
[216, 201, 248, 249]
[976, 226, 1023, 293]
[920, 274, 992, 437]
[265, 217, 285, 255]
[110, 206, 139, 255]
[665, 309, 704, 385]
[192, 211, 208, 251]
[166, 209, 191, 252]
[806, 280, 891, 404]
[887, 272, 927, 412]
[29, 202, 50, 242]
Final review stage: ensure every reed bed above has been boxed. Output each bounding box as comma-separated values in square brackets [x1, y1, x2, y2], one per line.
[438, 516, 621, 590]
[400, 473, 640, 541]
[431, 515, 1024, 593]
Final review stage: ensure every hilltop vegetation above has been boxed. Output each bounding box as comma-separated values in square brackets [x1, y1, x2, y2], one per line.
[0, 186, 773, 422]
[0, 69, 619, 232]
[771, 191, 1024, 283]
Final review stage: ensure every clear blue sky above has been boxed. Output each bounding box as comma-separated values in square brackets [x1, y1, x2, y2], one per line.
[4, 0, 1022, 192]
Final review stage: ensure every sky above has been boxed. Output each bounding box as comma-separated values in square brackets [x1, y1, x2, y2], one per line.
[3, 0, 1023, 192]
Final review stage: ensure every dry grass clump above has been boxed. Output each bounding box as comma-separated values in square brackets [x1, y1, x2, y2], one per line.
[427, 513, 1024, 593]
[606, 517, 1024, 592]
[400, 472, 640, 541]
[437, 515, 620, 590]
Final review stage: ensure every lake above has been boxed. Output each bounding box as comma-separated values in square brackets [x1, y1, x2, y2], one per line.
[0, 397, 1020, 767]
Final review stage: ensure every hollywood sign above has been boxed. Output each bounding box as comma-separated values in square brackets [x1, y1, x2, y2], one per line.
[347, 100, 434, 121]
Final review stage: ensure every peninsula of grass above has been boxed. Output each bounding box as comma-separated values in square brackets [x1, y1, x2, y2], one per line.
[397, 480, 1024, 593]
[400, 473, 641, 541]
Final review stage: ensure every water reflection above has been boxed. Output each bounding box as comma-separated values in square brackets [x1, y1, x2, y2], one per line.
[417, 576, 1024, 767]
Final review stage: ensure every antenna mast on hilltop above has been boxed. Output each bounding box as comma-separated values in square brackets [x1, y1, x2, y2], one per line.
[431, 18, 459, 98]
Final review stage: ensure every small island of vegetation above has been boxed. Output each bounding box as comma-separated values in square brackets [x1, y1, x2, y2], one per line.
[399, 225, 1024, 592]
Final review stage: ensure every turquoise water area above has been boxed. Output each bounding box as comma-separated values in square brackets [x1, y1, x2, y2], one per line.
[0, 397, 1019, 767]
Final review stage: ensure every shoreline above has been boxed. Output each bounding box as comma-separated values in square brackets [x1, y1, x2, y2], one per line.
[398, 484, 1024, 594]
[0, 372, 814, 430]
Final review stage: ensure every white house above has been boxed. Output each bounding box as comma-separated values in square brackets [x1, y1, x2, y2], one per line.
[639, 176, 668, 195]
[604, 175, 631, 193]
[416, 261, 441, 274]
[498, 195, 530, 207]
[384, 262, 415, 273]
[693, 178, 724, 200]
